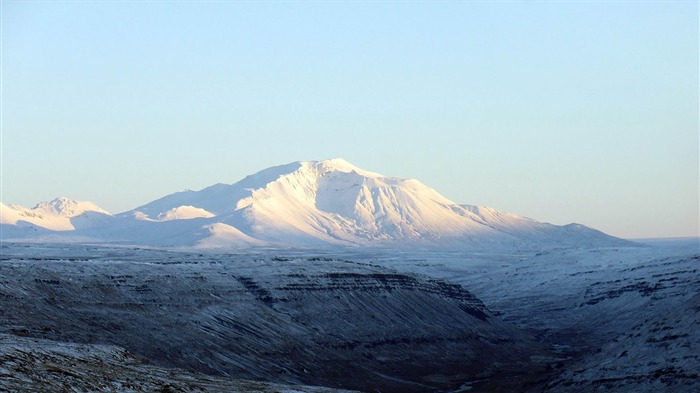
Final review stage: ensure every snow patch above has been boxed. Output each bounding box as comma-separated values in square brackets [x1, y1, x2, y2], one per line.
[157, 205, 215, 221]
[196, 223, 267, 248]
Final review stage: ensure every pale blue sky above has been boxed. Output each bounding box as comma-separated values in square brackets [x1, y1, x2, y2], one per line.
[2, 1, 698, 238]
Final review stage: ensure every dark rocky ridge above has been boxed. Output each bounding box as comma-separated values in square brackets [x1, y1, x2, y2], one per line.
[0, 244, 552, 392]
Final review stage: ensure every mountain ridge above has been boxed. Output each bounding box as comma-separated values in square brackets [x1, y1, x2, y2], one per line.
[0, 159, 632, 248]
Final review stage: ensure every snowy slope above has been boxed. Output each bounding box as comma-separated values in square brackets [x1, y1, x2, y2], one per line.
[1, 197, 111, 231]
[0, 159, 630, 248]
[115, 158, 507, 246]
[460, 205, 627, 246]
[157, 206, 215, 221]
[219, 159, 503, 245]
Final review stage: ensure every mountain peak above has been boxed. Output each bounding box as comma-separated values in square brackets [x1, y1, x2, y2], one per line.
[33, 197, 109, 218]
[298, 158, 384, 179]
[317, 157, 352, 166]
[313, 158, 357, 170]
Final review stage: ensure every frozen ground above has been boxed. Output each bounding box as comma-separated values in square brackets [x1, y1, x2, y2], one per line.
[0, 334, 357, 393]
[0, 240, 697, 392]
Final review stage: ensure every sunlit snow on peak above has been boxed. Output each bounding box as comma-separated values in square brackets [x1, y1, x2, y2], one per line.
[1, 160, 631, 248]
[33, 197, 110, 218]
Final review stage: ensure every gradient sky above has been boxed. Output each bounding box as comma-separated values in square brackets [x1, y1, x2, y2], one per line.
[2, 1, 698, 239]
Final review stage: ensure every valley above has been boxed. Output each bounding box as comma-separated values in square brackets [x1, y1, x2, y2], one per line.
[0, 241, 697, 392]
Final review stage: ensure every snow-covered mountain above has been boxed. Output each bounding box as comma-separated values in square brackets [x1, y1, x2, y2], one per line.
[1, 197, 111, 231]
[0, 159, 630, 248]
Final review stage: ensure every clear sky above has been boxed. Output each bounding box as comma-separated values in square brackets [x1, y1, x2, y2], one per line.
[2, 1, 698, 239]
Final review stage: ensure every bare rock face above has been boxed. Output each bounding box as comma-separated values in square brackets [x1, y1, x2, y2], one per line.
[0, 244, 549, 393]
